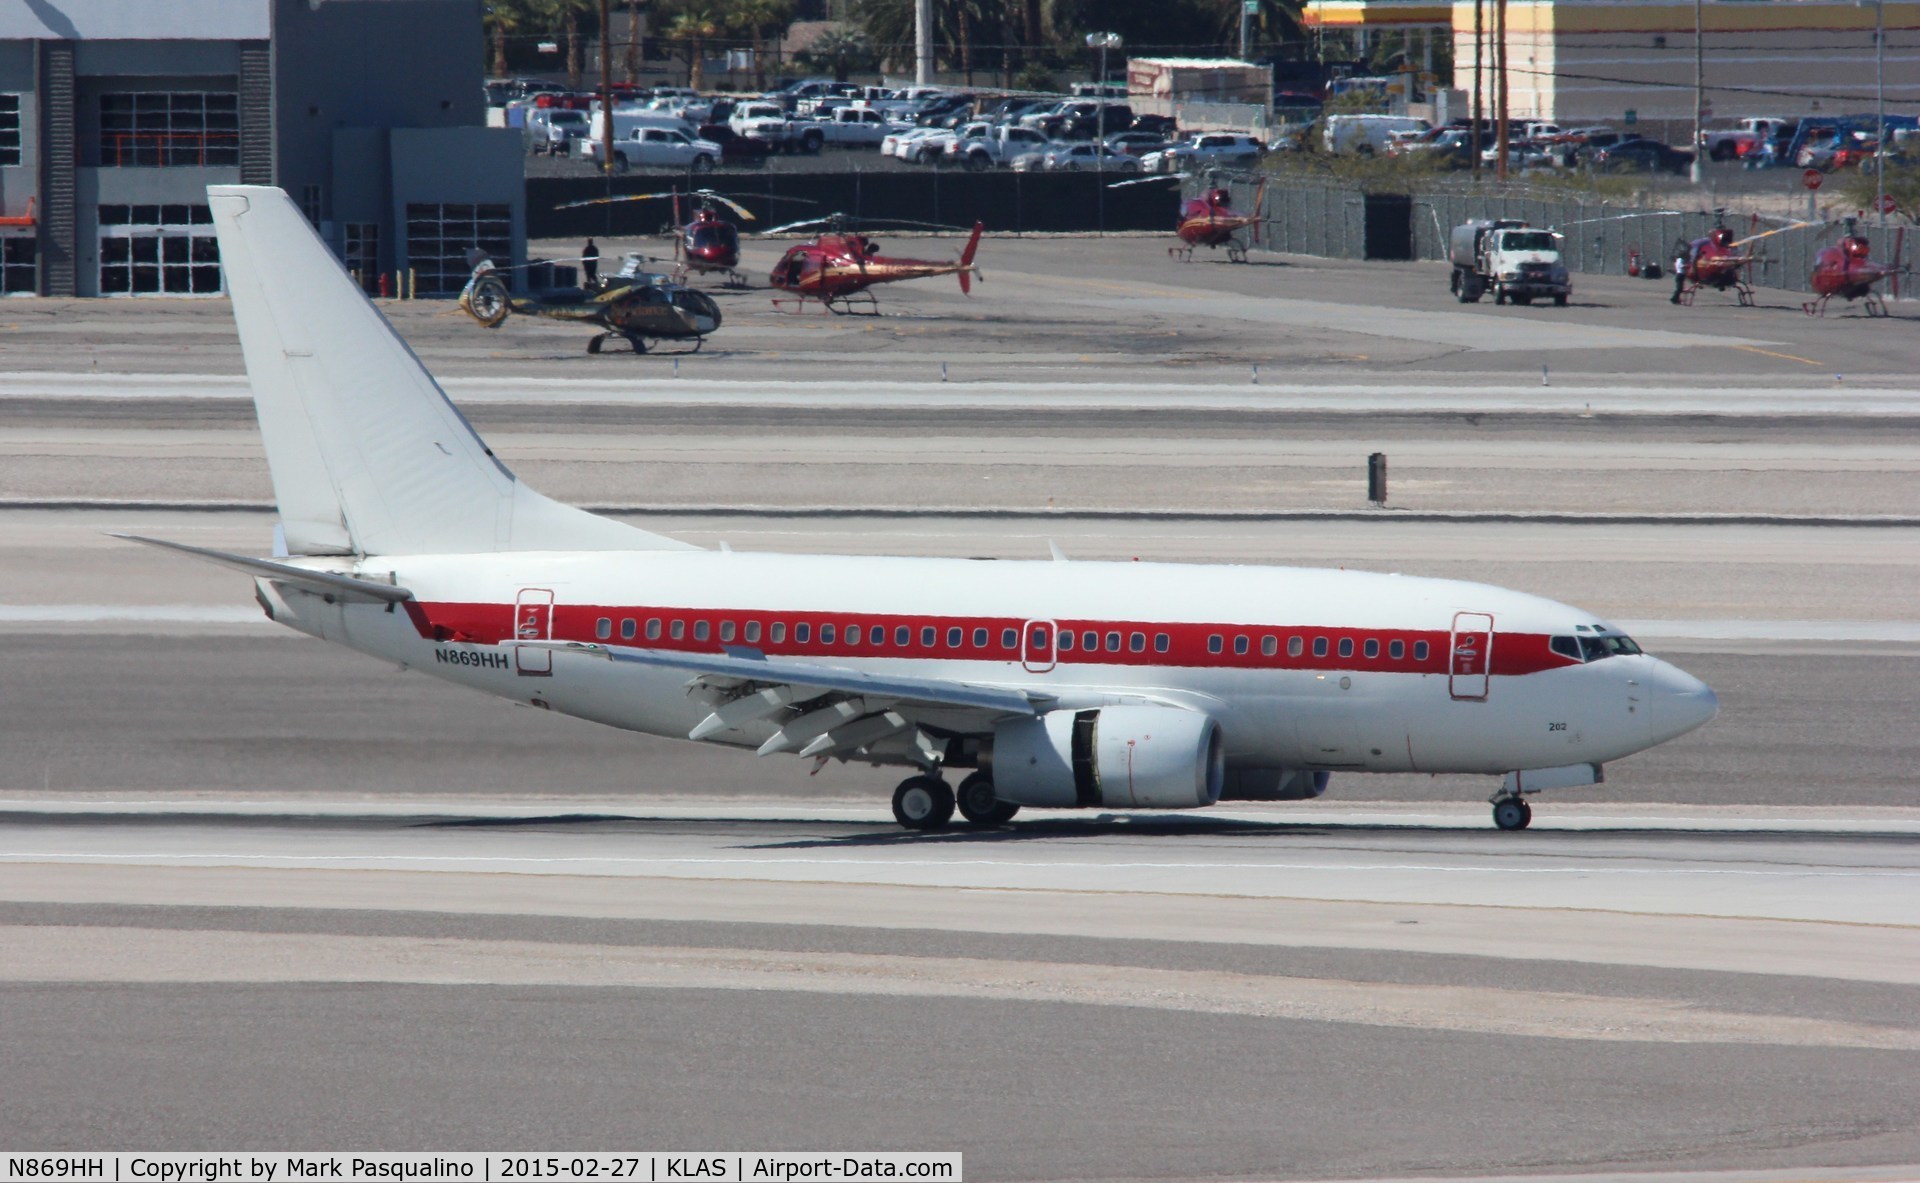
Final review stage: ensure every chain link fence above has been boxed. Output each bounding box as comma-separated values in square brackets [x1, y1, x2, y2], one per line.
[1201, 173, 1905, 296]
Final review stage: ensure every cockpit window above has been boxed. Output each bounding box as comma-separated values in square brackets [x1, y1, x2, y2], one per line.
[1579, 633, 1642, 661]
[1550, 635, 1582, 661]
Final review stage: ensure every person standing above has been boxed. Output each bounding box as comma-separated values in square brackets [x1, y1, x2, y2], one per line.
[582, 238, 600, 287]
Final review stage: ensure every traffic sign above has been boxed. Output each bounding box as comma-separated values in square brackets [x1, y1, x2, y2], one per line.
[1803, 168, 1825, 191]
[1876, 193, 1898, 214]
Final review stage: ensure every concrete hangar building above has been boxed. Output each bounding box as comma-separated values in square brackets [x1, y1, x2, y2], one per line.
[1309, 1, 1920, 134]
[0, 0, 521, 298]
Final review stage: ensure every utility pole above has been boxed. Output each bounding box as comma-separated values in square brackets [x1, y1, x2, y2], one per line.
[1239, 1, 1251, 60]
[1494, 0, 1508, 181]
[1690, 0, 1704, 184]
[1471, 0, 1483, 180]
[915, 0, 933, 85]
[598, 0, 614, 177]
[1087, 30, 1121, 231]
[1876, 0, 1887, 230]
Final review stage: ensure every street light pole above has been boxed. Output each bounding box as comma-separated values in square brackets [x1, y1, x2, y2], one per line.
[1690, 0, 1704, 184]
[1086, 32, 1121, 231]
[1876, 0, 1886, 230]
[915, 0, 933, 86]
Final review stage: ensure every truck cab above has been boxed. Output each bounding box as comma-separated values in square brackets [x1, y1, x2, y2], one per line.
[1449, 219, 1571, 306]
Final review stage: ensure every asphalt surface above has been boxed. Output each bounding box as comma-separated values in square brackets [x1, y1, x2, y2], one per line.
[1, 236, 1916, 1178]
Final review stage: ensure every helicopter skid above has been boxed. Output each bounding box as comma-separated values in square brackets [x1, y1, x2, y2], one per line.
[1168, 246, 1194, 263]
[826, 292, 881, 316]
[1226, 242, 1248, 264]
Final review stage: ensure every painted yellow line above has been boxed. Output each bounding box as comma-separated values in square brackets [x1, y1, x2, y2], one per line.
[1732, 344, 1822, 367]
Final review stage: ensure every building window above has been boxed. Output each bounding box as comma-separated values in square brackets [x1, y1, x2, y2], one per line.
[1, 237, 35, 294]
[406, 202, 511, 296]
[98, 204, 220, 295]
[0, 95, 19, 166]
[98, 91, 239, 167]
[299, 185, 322, 226]
[343, 222, 379, 294]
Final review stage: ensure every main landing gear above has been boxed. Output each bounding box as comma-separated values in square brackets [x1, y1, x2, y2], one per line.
[891, 771, 1021, 831]
[1490, 795, 1533, 831]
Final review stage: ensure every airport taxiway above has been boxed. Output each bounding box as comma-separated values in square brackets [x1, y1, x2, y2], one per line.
[2, 235, 1917, 1177]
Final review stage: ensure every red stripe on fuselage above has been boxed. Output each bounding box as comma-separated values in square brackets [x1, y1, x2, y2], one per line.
[406, 601, 1579, 677]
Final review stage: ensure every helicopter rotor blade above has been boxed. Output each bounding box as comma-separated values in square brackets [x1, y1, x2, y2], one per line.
[765, 217, 833, 235]
[1107, 173, 1187, 189]
[553, 191, 682, 211]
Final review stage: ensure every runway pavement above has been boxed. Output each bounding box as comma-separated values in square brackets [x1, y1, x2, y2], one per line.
[2, 235, 1917, 1178]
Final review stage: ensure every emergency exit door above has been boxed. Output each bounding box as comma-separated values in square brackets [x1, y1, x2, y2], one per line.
[1449, 612, 1494, 700]
[514, 588, 554, 675]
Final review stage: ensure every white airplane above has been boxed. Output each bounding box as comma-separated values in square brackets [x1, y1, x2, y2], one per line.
[126, 185, 1718, 832]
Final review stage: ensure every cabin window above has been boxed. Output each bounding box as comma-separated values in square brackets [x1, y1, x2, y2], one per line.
[1003, 628, 1019, 649]
[623, 618, 638, 640]
[1059, 631, 1075, 651]
[1234, 635, 1249, 656]
[1083, 630, 1099, 651]
[847, 625, 863, 645]
[1389, 639, 1404, 659]
[819, 623, 836, 644]
[719, 621, 736, 643]
[1155, 633, 1169, 653]
[694, 621, 710, 642]
[947, 627, 963, 648]
[1364, 639, 1379, 658]
[1338, 638, 1353, 658]
[670, 620, 686, 640]
[770, 622, 786, 643]
[1313, 637, 1328, 657]
[1029, 625, 1050, 650]
[1130, 632, 1145, 652]
[896, 625, 911, 646]
[642, 619, 657, 640]
[1413, 640, 1429, 661]
[1261, 635, 1277, 657]
[1105, 631, 1122, 652]
[744, 621, 761, 643]
[595, 617, 612, 640]
[972, 627, 988, 648]
[921, 626, 936, 647]
[1208, 634, 1223, 655]
[1288, 636, 1303, 657]
[795, 623, 810, 644]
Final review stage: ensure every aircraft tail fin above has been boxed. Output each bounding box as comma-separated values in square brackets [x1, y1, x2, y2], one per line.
[207, 185, 694, 557]
[957, 221, 983, 295]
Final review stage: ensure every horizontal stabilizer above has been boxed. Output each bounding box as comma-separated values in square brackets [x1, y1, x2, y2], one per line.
[113, 534, 414, 605]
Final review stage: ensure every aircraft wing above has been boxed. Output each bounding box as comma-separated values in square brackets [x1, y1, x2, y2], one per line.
[516, 640, 1048, 759]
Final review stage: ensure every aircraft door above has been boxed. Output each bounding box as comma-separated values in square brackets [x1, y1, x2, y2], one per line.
[514, 588, 555, 676]
[1021, 619, 1057, 672]
[1449, 612, 1494, 700]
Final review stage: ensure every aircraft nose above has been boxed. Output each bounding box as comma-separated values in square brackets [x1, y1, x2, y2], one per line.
[1651, 660, 1719, 741]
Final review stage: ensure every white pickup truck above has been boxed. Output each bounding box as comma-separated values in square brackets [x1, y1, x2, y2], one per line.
[957, 125, 1049, 171]
[603, 126, 722, 174]
[807, 105, 910, 148]
[729, 102, 825, 154]
[1698, 116, 1790, 161]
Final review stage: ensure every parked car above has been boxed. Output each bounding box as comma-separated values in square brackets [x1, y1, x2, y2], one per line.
[525, 107, 588, 155]
[1105, 130, 1172, 157]
[883, 126, 944, 161]
[1141, 132, 1266, 173]
[696, 123, 773, 165]
[607, 126, 722, 173]
[1322, 113, 1430, 155]
[1589, 137, 1693, 174]
[1041, 142, 1142, 172]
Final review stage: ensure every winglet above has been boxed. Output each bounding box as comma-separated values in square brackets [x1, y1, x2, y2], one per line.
[958, 221, 983, 295]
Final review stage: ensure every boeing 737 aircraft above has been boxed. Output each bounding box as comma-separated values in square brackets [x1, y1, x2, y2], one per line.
[126, 185, 1718, 832]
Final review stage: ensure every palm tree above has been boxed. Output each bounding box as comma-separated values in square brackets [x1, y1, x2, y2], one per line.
[483, 0, 526, 78]
[663, 1, 725, 89]
[623, 0, 645, 83]
[797, 27, 876, 82]
[731, 0, 796, 89]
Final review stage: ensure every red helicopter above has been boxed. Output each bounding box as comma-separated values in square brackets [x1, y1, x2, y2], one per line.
[1670, 220, 1760, 307]
[765, 215, 984, 314]
[1113, 175, 1269, 263]
[554, 188, 810, 287]
[1804, 218, 1907, 317]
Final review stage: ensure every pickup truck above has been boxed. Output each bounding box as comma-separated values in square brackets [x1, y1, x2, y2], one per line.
[604, 126, 723, 174]
[957, 125, 1050, 171]
[1699, 116, 1790, 161]
[807, 105, 910, 148]
[729, 102, 824, 154]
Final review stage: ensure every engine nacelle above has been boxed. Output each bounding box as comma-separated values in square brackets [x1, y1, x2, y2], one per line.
[991, 705, 1224, 809]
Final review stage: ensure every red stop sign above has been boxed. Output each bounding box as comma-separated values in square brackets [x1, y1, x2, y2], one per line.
[1803, 168, 1825, 190]
[1877, 193, 1898, 214]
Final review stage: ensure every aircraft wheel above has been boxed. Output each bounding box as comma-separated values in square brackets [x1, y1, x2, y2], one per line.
[955, 772, 1019, 827]
[466, 276, 510, 327]
[892, 775, 954, 831]
[1492, 797, 1532, 831]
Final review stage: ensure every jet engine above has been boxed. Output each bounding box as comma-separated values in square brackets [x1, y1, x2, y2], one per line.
[991, 705, 1224, 809]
